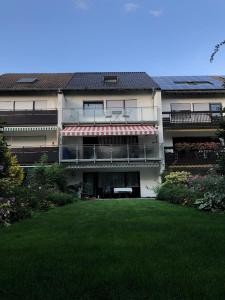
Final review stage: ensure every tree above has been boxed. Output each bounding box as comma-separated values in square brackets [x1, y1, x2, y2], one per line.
[0, 129, 24, 191]
[216, 114, 225, 174]
[210, 40, 225, 62]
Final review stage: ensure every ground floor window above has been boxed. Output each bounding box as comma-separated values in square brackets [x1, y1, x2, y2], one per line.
[83, 172, 140, 198]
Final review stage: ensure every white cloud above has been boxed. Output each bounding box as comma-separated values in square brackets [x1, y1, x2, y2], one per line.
[149, 9, 163, 17]
[73, 0, 89, 10]
[124, 3, 139, 13]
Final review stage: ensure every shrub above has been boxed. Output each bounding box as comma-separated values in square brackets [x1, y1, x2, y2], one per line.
[189, 175, 225, 211]
[194, 192, 225, 212]
[189, 175, 225, 195]
[165, 171, 191, 185]
[27, 156, 67, 193]
[46, 192, 76, 206]
[0, 178, 17, 197]
[157, 182, 195, 205]
[0, 198, 13, 226]
[0, 197, 31, 226]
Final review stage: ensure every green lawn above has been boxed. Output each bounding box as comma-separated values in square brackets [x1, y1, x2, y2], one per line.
[1, 200, 225, 300]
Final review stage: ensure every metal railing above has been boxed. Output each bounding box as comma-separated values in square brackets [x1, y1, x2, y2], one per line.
[10, 146, 59, 164]
[162, 111, 222, 127]
[61, 144, 161, 162]
[0, 109, 58, 125]
[63, 107, 159, 124]
[164, 146, 220, 165]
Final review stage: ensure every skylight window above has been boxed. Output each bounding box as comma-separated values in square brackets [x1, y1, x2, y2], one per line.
[16, 78, 38, 83]
[104, 75, 118, 84]
[174, 81, 213, 86]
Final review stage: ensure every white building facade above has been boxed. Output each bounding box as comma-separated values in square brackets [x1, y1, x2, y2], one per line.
[0, 72, 163, 198]
[1, 73, 224, 197]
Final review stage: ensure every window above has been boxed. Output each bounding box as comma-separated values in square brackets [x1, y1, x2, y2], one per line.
[34, 100, 47, 110]
[0, 101, 14, 111]
[104, 75, 118, 84]
[174, 81, 213, 86]
[210, 103, 222, 118]
[193, 103, 210, 111]
[106, 100, 137, 120]
[16, 78, 37, 83]
[210, 103, 222, 112]
[171, 103, 191, 112]
[83, 101, 104, 110]
[107, 100, 137, 110]
[83, 101, 104, 116]
[14, 101, 34, 110]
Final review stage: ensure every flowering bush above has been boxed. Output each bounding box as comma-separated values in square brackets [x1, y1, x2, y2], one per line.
[165, 171, 191, 185]
[0, 198, 13, 226]
[194, 192, 225, 212]
[175, 142, 221, 151]
[0, 197, 31, 226]
[189, 175, 225, 211]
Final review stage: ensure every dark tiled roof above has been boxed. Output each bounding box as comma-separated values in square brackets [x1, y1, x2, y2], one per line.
[0, 73, 74, 90]
[153, 76, 225, 91]
[66, 72, 159, 90]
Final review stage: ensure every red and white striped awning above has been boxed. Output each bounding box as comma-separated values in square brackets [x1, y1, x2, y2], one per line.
[62, 125, 157, 136]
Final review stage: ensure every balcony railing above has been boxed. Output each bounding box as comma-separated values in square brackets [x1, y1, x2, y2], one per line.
[0, 109, 58, 125]
[10, 147, 59, 165]
[165, 147, 220, 166]
[61, 144, 160, 162]
[63, 107, 159, 124]
[163, 111, 222, 128]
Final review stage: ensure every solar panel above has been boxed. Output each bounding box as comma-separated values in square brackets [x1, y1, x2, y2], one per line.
[152, 76, 225, 91]
[16, 78, 37, 83]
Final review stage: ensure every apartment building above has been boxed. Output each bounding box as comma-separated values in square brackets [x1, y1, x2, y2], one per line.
[0, 72, 163, 198]
[0, 73, 74, 165]
[153, 76, 225, 172]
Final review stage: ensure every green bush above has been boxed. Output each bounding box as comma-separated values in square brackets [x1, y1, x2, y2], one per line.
[194, 192, 225, 212]
[46, 193, 76, 206]
[27, 156, 67, 192]
[0, 197, 31, 226]
[165, 171, 191, 185]
[157, 182, 196, 205]
[189, 175, 225, 211]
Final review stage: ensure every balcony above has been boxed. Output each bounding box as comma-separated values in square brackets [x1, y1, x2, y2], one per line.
[0, 110, 58, 125]
[162, 111, 222, 129]
[63, 107, 159, 124]
[10, 147, 59, 165]
[61, 144, 161, 163]
[165, 147, 219, 166]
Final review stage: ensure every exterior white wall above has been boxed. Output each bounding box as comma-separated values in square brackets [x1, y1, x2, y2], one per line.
[140, 168, 161, 198]
[64, 93, 154, 108]
[63, 92, 159, 123]
[0, 95, 58, 110]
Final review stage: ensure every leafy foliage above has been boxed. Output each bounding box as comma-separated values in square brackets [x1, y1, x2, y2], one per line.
[156, 182, 195, 205]
[189, 175, 225, 212]
[164, 171, 191, 185]
[46, 192, 76, 206]
[27, 155, 67, 193]
[0, 134, 24, 193]
[210, 40, 225, 63]
[0, 196, 31, 226]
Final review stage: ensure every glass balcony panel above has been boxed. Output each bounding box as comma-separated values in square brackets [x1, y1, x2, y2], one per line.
[63, 107, 158, 123]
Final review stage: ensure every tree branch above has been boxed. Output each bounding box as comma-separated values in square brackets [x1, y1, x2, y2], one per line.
[210, 40, 225, 63]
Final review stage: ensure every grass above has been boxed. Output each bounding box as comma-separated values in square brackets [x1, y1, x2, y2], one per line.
[0, 200, 225, 300]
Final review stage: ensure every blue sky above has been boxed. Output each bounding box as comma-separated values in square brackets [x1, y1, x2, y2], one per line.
[0, 0, 225, 75]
